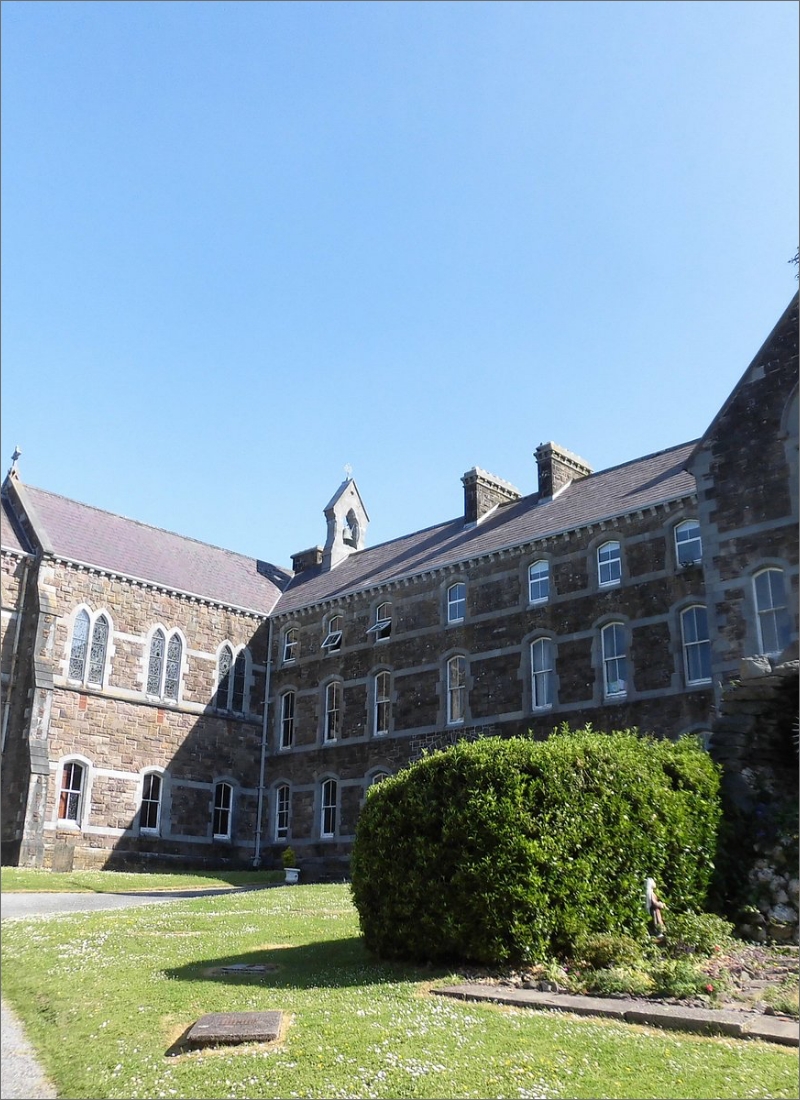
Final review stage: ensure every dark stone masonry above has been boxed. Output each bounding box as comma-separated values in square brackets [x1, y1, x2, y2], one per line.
[1, 296, 797, 918]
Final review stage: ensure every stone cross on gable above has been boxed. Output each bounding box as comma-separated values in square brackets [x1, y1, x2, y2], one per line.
[344, 463, 353, 480]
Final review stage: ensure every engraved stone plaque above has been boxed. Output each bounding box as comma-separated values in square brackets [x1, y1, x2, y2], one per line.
[186, 1011, 283, 1048]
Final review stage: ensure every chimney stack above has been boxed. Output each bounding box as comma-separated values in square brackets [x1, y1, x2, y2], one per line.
[535, 443, 592, 498]
[462, 468, 521, 525]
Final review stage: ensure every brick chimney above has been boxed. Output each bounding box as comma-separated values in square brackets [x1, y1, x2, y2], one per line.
[462, 468, 521, 525]
[535, 443, 593, 498]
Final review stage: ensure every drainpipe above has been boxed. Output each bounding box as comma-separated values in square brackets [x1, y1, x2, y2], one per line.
[252, 617, 275, 868]
[1, 554, 30, 752]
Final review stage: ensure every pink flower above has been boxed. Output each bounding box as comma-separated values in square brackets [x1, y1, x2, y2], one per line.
[705, 984, 714, 993]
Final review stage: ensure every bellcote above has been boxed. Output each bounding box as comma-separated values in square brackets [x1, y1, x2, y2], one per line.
[321, 478, 369, 571]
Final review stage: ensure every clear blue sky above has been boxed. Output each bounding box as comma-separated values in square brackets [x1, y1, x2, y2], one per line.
[2, 0, 797, 571]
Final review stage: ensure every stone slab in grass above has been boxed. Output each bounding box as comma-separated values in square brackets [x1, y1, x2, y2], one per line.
[186, 1011, 283, 1048]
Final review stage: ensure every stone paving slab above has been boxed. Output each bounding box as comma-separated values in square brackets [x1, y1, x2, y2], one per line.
[185, 1010, 283, 1048]
[433, 984, 799, 1047]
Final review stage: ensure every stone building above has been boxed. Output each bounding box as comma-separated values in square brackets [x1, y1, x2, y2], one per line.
[1, 294, 797, 875]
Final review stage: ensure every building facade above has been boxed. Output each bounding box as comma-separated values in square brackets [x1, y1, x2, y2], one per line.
[2, 295, 797, 875]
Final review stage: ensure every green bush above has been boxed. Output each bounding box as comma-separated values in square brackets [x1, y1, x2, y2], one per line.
[584, 966, 654, 997]
[350, 726, 721, 965]
[664, 911, 734, 957]
[649, 958, 719, 999]
[574, 932, 644, 970]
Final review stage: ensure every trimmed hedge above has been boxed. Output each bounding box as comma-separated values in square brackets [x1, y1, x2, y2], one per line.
[350, 726, 721, 965]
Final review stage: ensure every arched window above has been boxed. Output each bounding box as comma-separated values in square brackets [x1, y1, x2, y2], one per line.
[675, 520, 702, 566]
[681, 605, 711, 684]
[280, 691, 296, 749]
[754, 569, 792, 656]
[374, 670, 391, 735]
[140, 771, 163, 833]
[598, 541, 622, 587]
[324, 681, 341, 742]
[274, 784, 290, 840]
[147, 629, 182, 701]
[68, 609, 110, 687]
[216, 645, 247, 712]
[367, 602, 392, 641]
[58, 760, 85, 824]
[447, 655, 466, 725]
[531, 638, 554, 710]
[321, 778, 337, 837]
[368, 770, 390, 787]
[282, 628, 298, 664]
[528, 560, 550, 604]
[322, 614, 343, 652]
[447, 583, 466, 624]
[601, 623, 627, 697]
[213, 782, 233, 839]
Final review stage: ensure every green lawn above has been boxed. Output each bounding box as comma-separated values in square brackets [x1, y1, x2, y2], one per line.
[0, 866, 281, 892]
[1, 882, 796, 1099]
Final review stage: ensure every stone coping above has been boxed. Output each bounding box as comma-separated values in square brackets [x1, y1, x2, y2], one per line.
[433, 983, 799, 1047]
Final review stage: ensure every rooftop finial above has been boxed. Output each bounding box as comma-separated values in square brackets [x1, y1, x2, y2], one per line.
[343, 463, 353, 481]
[8, 446, 21, 477]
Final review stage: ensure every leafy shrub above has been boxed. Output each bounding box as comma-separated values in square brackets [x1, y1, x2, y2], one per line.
[664, 911, 734, 957]
[574, 932, 644, 969]
[649, 958, 718, 999]
[584, 966, 654, 997]
[281, 846, 297, 869]
[350, 726, 721, 965]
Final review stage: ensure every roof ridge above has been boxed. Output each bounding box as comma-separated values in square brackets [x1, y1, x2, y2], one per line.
[22, 482, 284, 567]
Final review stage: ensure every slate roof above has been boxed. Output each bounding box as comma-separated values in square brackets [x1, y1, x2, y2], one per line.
[3, 482, 291, 613]
[274, 440, 699, 614]
[0, 497, 30, 555]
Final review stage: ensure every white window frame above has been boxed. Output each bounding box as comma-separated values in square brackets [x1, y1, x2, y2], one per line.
[280, 691, 296, 750]
[446, 654, 467, 725]
[57, 759, 87, 825]
[531, 637, 554, 710]
[675, 520, 702, 567]
[321, 614, 343, 651]
[681, 605, 712, 685]
[321, 778, 337, 838]
[374, 670, 391, 735]
[598, 541, 622, 587]
[282, 627, 298, 664]
[528, 560, 550, 605]
[754, 568, 792, 656]
[139, 770, 164, 834]
[324, 681, 341, 742]
[447, 583, 466, 624]
[366, 601, 392, 641]
[274, 784, 290, 840]
[212, 781, 233, 840]
[601, 622, 627, 698]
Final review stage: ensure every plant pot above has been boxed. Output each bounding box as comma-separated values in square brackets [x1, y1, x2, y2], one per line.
[284, 868, 300, 885]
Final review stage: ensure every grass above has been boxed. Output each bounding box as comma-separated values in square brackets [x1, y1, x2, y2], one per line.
[1, 882, 797, 1100]
[1, 867, 282, 893]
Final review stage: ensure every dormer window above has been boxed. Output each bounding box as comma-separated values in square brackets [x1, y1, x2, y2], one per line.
[322, 614, 343, 652]
[367, 602, 392, 641]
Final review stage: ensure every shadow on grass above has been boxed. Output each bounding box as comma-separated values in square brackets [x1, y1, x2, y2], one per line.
[165, 935, 449, 990]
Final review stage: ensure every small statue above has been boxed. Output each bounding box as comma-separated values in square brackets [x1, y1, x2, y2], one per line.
[645, 876, 666, 940]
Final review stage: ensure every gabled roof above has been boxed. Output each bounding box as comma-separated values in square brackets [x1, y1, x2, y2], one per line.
[0, 496, 31, 555]
[689, 292, 799, 462]
[3, 480, 291, 614]
[274, 440, 699, 614]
